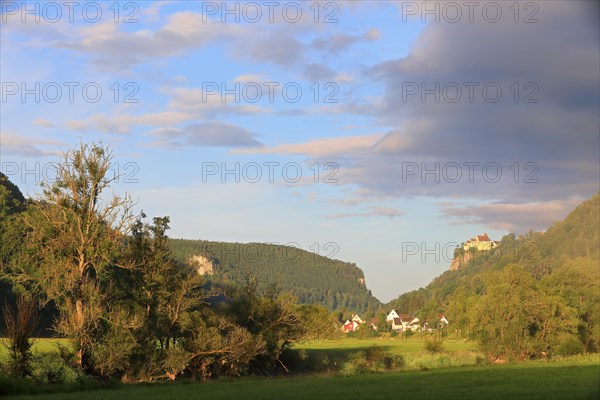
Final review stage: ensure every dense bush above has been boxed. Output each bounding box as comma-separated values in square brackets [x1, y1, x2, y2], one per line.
[346, 327, 381, 339]
[424, 340, 445, 354]
[31, 352, 80, 384]
[555, 336, 584, 357]
[338, 346, 403, 376]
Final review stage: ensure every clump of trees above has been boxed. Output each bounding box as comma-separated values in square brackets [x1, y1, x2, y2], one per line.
[0, 142, 340, 382]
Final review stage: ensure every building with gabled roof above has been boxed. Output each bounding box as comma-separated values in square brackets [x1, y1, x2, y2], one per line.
[386, 309, 400, 322]
[463, 233, 498, 251]
[391, 314, 420, 332]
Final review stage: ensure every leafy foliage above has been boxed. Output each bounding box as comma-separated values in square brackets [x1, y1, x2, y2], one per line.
[0, 143, 344, 383]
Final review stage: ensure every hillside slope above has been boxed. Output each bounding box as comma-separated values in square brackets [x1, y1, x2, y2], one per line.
[169, 239, 381, 313]
[387, 192, 600, 317]
[386, 192, 599, 356]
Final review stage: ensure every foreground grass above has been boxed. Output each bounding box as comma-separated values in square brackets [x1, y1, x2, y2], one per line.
[2, 338, 598, 399]
[5, 360, 599, 400]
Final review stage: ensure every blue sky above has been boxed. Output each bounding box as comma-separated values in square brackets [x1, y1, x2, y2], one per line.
[1, 1, 598, 302]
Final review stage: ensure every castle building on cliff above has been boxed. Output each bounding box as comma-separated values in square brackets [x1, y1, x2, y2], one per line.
[462, 233, 499, 251]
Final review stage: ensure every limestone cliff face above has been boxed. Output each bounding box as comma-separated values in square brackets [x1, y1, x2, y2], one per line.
[449, 251, 473, 271]
[189, 255, 214, 276]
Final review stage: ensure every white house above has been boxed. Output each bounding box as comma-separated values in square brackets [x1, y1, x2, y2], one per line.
[351, 314, 365, 324]
[438, 314, 449, 327]
[386, 309, 400, 322]
[407, 318, 421, 332]
[391, 314, 420, 332]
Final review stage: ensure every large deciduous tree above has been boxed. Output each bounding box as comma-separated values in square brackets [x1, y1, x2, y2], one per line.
[24, 142, 133, 370]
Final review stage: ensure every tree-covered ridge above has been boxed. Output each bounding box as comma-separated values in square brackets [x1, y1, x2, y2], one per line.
[386, 192, 600, 359]
[536, 192, 600, 262]
[169, 239, 381, 313]
[0, 172, 26, 217]
[0, 172, 28, 270]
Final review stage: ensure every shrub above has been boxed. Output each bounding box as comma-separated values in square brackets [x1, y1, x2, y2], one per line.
[346, 327, 381, 339]
[475, 355, 488, 365]
[31, 352, 80, 384]
[338, 346, 403, 376]
[364, 346, 385, 367]
[2, 296, 38, 377]
[555, 336, 584, 357]
[383, 355, 404, 370]
[424, 340, 445, 354]
[339, 351, 369, 376]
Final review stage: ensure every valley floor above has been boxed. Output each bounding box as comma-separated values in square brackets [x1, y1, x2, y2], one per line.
[2, 338, 599, 399]
[5, 361, 599, 400]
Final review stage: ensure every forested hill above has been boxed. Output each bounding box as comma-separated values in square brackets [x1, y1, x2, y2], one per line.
[385, 192, 600, 355]
[1, 172, 380, 314]
[169, 239, 381, 313]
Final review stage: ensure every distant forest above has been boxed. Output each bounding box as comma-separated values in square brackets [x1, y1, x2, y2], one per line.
[169, 239, 381, 313]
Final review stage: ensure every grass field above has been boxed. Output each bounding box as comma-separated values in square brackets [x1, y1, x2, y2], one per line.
[1, 338, 598, 399]
[297, 335, 477, 354]
[4, 360, 599, 400]
[0, 339, 70, 362]
[0, 336, 472, 361]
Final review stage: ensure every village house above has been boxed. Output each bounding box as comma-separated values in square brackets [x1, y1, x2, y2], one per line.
[438, 314, 449, 326]
[342, 320, 359, 332]
[342, 314, 365, 332]
[386, 309, 400, 322]
[370, 318, 380, 331]
[391, 314, 420, 332]
[463, 233, 499, 251]
[387, 311, 450, 333]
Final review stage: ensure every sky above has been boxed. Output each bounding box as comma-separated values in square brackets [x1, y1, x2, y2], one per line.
[1, 1, 599, 302]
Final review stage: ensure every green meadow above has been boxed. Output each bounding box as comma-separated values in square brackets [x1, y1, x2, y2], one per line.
[4, 360, 599, 400]
[2, 337, 598, 399]
[0, 339, 69, 362]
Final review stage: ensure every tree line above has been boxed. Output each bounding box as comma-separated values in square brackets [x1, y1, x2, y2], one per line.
[0, 143, 340, 382]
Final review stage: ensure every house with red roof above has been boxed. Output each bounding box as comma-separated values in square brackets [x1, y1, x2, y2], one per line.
[342, 314, 366, 332]
[463, 233, 498, 251]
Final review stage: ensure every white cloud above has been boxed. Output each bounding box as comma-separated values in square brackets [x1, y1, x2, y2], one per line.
[441, 198, 584, 233]
[147, 122, 263, 148]
[0, 131, 64, 157]
[327, 206, 403, 220]
[232, 133, 384, 157]
[33, 118, 56, 128]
